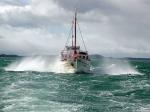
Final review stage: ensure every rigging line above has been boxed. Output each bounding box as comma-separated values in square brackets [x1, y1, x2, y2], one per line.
[64, 0, 79, 50]
[64, 0, 77, 48]
[77, 20, 87, 52]
[64, 22, 73, 49]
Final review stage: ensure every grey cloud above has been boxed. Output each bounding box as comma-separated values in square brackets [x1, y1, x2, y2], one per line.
[0, 0, 29, 6]
[0, 0, 150, 57]
[0, 0, 71, 28]
[54, 0, 118, 14]
[0, 35, 4, 39]
[0, 25, 66, 55]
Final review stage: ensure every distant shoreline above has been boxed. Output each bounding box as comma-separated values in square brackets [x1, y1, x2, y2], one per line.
[0, 54, 150, 60]
[0, 54, 21, 57]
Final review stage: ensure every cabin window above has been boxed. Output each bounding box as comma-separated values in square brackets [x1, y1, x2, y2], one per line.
[86, 56, 88, 60]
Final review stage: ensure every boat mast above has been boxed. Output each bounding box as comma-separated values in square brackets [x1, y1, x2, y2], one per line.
[74, 11, 77, 54]
[72, 20, 74, 47]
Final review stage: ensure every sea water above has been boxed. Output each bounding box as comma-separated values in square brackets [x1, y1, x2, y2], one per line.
[0, 56, 150, 112]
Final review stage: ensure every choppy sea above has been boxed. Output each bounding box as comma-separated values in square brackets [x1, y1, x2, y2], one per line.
[0, 56, 150, 112]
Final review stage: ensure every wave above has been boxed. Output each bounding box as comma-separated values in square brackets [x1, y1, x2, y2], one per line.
[5, 56, 75, 73]
[92, 58, 140, 75]
[5, 56, 140, 75]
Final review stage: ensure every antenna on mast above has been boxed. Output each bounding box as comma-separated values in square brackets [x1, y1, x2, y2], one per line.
[74, 10, 77, 54]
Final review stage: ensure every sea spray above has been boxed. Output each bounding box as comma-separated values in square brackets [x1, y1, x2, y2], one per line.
[5, 56, 75, 73]
[5, 56, 52, 72]
[51, 59, 75, 73]
[5, 56, 140, 75]
[102, 58, 140, 75]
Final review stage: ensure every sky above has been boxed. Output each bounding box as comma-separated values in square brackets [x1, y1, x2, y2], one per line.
[0, 0, 150, 58]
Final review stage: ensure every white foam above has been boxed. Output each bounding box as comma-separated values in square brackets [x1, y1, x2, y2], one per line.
[51, 59, 75, 73]
[137, 106, 150, 112]
[104, 58, 141, 75]
[92, 58, 141, 75]
[5, 56, 75, 73]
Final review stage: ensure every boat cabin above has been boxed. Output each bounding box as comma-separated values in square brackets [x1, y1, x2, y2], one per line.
[78, 51, 89, 60]
[61, 46, 89, 61]
[66, 46, 80, 50]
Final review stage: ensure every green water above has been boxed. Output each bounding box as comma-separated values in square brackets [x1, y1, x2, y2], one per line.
[0, 57, 150, 112]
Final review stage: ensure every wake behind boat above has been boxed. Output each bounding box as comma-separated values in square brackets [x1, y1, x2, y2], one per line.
[61, 11, 91, 73]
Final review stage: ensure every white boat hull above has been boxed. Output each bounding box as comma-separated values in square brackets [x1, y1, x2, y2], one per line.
[75, 59, 91, 73]
[63, 59, 91, 73]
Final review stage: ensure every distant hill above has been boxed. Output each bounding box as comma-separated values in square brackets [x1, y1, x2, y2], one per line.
[0, 54, 21, 57]
[90, 54, 104, 59]
[1, 54, 150, 60]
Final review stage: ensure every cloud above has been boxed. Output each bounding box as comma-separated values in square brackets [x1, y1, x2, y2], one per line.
[0, 0, 150, 57]
[0, 0, 29, 6]
[0, 0, 70, 28]
[0, 25, 66, 55]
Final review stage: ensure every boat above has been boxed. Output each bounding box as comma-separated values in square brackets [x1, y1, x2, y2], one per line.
[60, 11, 91, 73]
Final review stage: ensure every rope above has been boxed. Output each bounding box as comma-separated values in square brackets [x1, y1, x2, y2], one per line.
[77, 20, 87, 52]
[64, 23, 73, 50]
[65, 0, 79, 49]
